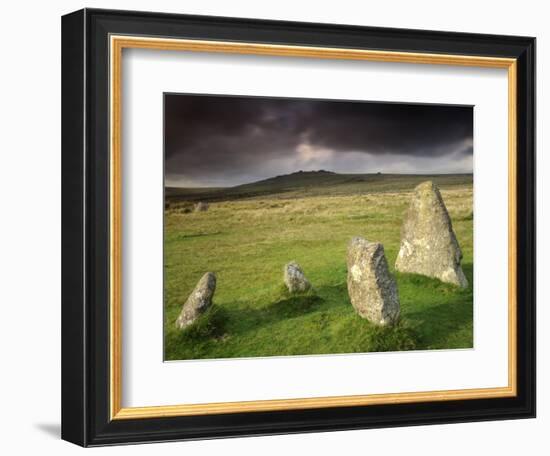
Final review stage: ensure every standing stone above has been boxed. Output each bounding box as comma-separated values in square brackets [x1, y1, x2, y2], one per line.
[175, 272, 216, 330]
[395, 181, 468, 288]
[194, 201, 209, 212]
[347, 237, 400, 326]
[284, 261, 311, 293]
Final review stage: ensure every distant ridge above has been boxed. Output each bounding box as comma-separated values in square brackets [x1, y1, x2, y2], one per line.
[166, 171, 473, 202]
[231, 170, 342, 192]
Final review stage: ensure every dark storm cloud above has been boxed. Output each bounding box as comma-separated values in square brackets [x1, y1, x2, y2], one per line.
[164, 94, 473, 187]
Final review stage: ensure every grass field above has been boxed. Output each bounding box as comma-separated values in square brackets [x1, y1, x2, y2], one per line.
[164, 172, 473, 361]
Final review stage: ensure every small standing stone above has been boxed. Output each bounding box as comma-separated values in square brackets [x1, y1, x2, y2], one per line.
[395, 181, 468, 288]
[175, 272, 217, 330]
[194, 201, 209, 212]
[347, 237, 400, 326]
[283, 261, 311, 293]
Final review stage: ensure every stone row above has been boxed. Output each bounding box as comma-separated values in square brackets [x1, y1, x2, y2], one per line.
[175, 181, 467, 329]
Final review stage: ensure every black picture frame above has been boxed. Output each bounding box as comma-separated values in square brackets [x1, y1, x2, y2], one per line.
[62, 8, 536, 447]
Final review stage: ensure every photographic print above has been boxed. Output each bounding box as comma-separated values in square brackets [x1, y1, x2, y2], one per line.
[163, 94, 474, 361]
[62, 11, 535, 444]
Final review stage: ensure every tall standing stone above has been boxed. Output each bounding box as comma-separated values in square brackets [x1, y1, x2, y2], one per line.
[283, 261, 311, 293]
[175, 272, 217, 330]
[347, 237, 400, 326]
[395, 181, 468, 288]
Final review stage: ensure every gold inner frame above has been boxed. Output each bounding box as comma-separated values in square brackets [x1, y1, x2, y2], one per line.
[109, 35, 518, 420]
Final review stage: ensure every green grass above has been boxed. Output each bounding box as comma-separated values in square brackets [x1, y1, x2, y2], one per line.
[164, 174, 473, 361]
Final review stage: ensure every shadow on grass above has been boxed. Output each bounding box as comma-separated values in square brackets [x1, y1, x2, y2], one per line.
[366, 322, 421, 352]
[169, 290, 323, 343]
[264, 290, 323, 317]
[407, 303, 473, 349]
[168, 231, 224, 242]
[224, 289, 325, 337]
[462, 262, 474, 286]
[164, 305, 230, 361]
[172, 305, 228, 342]
[398, 263, 474, 349]
[165, 265, 474, 359]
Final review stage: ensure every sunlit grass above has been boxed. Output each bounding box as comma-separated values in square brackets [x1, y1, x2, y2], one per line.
[164, 182, 473, 361]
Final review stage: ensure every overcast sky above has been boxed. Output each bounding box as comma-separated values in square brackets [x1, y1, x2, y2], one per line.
[165, 94, 473, 188]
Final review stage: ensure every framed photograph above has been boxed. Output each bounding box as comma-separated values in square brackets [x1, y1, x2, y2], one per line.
[61, 8, 535, 447]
